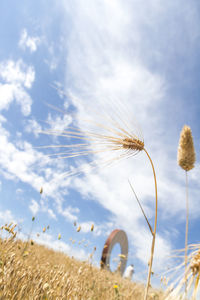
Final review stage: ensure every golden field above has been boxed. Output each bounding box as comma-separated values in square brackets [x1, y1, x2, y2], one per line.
[0, 236, 165, 300]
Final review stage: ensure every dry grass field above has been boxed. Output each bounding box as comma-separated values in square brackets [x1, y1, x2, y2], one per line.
[0, 235, 165, 300]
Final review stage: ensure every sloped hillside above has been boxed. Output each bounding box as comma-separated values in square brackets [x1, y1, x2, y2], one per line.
[0, 236, 165, 299]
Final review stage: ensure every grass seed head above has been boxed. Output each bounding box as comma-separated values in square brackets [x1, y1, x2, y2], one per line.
[43, 282, 49, 290]
[118, 254, 126, 259]
[23, 251, 29, 257]
[177, 125, 195, 171]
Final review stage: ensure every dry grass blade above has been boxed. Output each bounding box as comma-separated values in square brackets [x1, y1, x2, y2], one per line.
[128, 179, 153, 236]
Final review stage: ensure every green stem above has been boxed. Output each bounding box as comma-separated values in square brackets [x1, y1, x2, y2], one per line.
[143, 148, 158, 300]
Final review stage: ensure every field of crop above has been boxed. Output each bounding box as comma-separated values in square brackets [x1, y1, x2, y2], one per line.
[0, 234, 165, 300]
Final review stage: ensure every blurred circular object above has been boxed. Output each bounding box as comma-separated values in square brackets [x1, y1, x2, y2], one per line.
[100, 229, 128, 275]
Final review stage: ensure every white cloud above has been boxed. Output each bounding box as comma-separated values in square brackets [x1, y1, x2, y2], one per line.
[47, 208, 57, 220]
[25, 119, 42, 138]
[0, 114, 9, 137]
[32, 232, 88, 261]
[0, 57, 78, 227]
[0, 209, 16, 225]
[77, 221, 114, 237]
[0, 118, 80, 225]
[0, 59, 34, 116]
[0, 132, 64, 198]
[46, 112, 72, 133]
[44, 58, 58, 71]
[57, 205, 79, 222]
[19, 29, 41, 53]
[0, 59, 34, 88]
[29, 199, 40, 216]
[16, 229, 89, 261]
[0, 84, 15, 110]
[43, 35, 65, 71]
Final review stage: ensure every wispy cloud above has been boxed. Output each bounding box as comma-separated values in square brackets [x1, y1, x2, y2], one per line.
[0, 123, 79, 222]
[0, 209, 17, 225]
[17, 230, 88, 261]
[29, 199, 40, 216]
[57, 205, 80, 222]
[0, 109, 80, 226]
[25, 119, 42, 138]
[47, 208, 57, 220]
[46, 112, 72, 133]
[0, 59, 34, 116]
[19, 29, 41, 53]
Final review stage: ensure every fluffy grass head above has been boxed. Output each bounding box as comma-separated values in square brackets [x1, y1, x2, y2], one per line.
[177, 125, 195, 171]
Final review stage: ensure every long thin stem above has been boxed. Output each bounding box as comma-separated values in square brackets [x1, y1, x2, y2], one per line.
[128, 179, 153, 236]
[143, 148, 158, 300]
[185, 170, 189, 298]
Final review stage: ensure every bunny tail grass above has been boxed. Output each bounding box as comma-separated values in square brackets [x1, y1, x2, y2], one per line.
[177, 125, 196, 298]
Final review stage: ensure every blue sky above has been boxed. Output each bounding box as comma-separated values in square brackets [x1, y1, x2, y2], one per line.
[1, 0, 200, 287]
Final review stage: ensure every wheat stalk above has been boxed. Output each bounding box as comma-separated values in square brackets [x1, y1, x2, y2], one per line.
[177, 125, 196, 298]
[40, 104, 158, 299]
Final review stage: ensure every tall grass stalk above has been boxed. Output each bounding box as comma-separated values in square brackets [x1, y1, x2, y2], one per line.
[128, 149, 158, 300]
[177, 125, 196, 298]
[185, 170, 189, 296]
